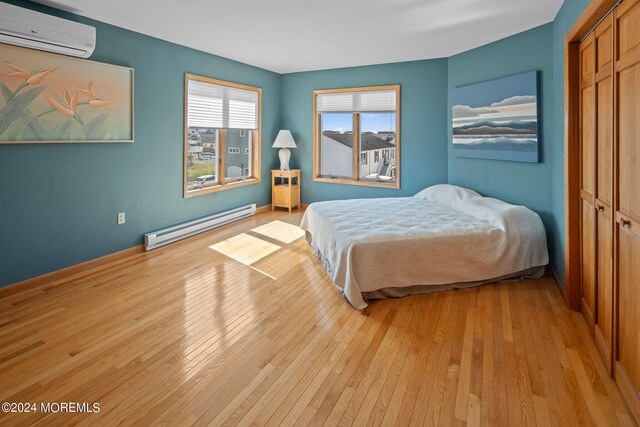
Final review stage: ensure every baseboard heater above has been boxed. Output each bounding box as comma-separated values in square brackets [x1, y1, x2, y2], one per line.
[144, 203, 257, 251]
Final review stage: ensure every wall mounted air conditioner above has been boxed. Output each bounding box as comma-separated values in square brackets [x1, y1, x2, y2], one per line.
[0, 3, 95, 58]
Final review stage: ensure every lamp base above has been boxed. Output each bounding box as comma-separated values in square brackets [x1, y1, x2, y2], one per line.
[278, 147, 291, 170]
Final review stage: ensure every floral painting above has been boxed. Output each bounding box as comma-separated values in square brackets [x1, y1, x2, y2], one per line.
[452, 71, 539, 163]
[0, 43, 133, 143]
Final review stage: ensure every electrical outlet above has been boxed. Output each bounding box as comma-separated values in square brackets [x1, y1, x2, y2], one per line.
[117, 212, 126, 225]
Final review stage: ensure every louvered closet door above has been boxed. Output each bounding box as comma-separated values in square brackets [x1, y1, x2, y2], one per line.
[614, 0, 640, 419]
[594, 14, 615, 369]
[579, 33, 597, 332]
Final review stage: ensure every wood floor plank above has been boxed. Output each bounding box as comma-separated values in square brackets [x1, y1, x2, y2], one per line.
[453, 306, 476, 422]
[422, 292, 458, 426]
[0, 211, 635, 427]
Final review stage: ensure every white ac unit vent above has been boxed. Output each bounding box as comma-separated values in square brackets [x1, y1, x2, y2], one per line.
[0, 3, 96, 58]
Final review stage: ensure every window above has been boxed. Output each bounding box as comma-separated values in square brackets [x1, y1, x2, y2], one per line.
[184, 74, 261, 197]
[360, 152, 368, 165]
[313, 85, 399, 188]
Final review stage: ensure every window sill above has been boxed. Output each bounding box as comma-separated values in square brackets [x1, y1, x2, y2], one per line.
[184, 177, 261, 198]
[313, 176, 399, 189]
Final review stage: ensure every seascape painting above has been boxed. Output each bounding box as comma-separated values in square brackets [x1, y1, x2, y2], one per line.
[452, 71, 539, 162]
[0, 43, 133, 143]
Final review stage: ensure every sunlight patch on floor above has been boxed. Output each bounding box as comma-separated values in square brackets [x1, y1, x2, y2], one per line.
[251, 220, 305, 244]
[249, 266, 278, 280]
[210, 233, 281, 266]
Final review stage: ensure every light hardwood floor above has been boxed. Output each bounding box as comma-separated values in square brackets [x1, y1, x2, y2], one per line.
[0, 210, 636, 426]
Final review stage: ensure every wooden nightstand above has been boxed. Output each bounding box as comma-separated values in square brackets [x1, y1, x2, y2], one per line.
[271, 169, 301, 212]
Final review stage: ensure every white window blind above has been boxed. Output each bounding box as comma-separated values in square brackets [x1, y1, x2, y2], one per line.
[188, 79, 259, 130]
[316, 89, 396, 113]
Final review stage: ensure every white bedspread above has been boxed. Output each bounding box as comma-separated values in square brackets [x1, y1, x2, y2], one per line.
[300, 184, 549, 308]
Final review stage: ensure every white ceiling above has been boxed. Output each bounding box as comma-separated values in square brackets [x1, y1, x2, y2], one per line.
[34, 0, 563, 74]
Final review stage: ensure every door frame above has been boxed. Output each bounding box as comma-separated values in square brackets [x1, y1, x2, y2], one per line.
[564, 0, 619, 311]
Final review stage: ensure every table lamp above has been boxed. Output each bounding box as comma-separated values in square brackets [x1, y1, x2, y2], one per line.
[272, 130, 297, 170]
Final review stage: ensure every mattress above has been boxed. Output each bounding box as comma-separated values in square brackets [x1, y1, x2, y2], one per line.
[299, 184, 549, 308]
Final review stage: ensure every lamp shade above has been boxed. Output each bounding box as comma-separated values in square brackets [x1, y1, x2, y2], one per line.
[272, 130, 297, 148]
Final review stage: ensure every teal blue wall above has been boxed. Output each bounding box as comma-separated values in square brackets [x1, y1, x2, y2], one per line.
[0, 0, 281, 286]
[0, 0, 594, 288]
[551, 0, 591, 284]
[447, 4, 594, 287]
[280, 60, 449, 203]
[446, 24, 557, 268]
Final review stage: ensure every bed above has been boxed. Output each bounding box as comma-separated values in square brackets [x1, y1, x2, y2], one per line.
[300, 184, 549, 309]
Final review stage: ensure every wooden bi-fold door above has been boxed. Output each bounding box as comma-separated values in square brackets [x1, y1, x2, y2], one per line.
[575, 0, 640, 421]
[579, 13, 614, 368]
[614, 0, 640, 420]
[594, 13, 615, 369]
[579, 29, 598, 335]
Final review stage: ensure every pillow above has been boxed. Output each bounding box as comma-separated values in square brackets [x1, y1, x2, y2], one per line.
[416, 184, 537, 229]
[414, 184, 481, 205]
